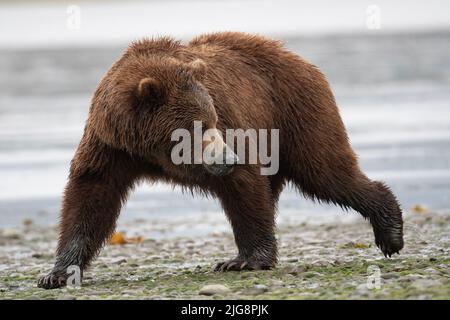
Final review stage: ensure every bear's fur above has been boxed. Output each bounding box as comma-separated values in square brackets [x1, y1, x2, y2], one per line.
[38, 32, 404, 289]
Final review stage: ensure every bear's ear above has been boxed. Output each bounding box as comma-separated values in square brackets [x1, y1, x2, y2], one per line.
[137, 77, 166, 105]
[186, 59, 207, 81]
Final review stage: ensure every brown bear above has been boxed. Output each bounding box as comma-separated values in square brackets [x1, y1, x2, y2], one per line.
[38, 32, 404, 289]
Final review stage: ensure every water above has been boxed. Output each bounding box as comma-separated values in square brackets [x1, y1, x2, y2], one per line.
[1, 31, 450, 227]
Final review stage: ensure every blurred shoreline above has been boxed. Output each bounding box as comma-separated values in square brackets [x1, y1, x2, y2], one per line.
[2, 0, 450, 49]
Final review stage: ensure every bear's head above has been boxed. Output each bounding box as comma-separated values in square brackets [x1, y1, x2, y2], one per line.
[88, 53, 238, 177]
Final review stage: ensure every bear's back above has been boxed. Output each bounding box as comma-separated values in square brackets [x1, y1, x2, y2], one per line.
[188, 32, 287, 63]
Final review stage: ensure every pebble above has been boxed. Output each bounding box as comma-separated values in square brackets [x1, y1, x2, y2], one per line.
[270, 280, 284, 288]
[382, 273, 397, 280]
[311, 259, 332, 267]
[113, 258, 127, 265]
[243, 284, 269, 295]
[2, 229, 21, 239]
[302, 271, 322, 278]
[423, 267, 440, 275]
[199, 284, 230, 296]
[287, 266, 308, 276]
[333, 259, 342, 266]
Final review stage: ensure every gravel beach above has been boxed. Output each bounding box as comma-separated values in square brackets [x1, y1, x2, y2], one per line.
[1, 208, 448, 300]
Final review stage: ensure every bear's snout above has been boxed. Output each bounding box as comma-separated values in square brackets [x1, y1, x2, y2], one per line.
[202, 128, 238, 176]
[203, 146, 239, 176]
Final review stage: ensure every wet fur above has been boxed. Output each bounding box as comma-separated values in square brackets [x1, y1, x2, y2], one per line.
[38, 32, 404, 289]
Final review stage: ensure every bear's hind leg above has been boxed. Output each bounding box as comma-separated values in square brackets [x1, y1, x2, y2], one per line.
[214, 166, 278, 271]
[293, 166, 404, 257]
[353, 179, 404, 256]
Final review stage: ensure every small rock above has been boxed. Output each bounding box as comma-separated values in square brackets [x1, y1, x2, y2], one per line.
[424, 267, 440, 275]
[332, 259, 342, 266]
[122, 290, 137, 295]
[311, 259, 332, 267]
[243, 284, 269, 295]
[2, 229, 21, 239]
[288, 265, 308, 275]
[302, 271, 322, 278]
[287, 269, 299, 276]
[31, 253, 43, 259]
[147, 255, 162, 261]
[199, 284, 230, 296]
[270, 280, 284, 288]
[382, 273, 397, 280]
[113, 258, 127, 265]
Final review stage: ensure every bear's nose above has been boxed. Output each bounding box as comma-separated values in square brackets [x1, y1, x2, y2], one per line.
[223, 148, 239, 167]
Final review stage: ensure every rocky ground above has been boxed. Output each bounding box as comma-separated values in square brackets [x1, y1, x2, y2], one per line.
[0, 209, 448, 300]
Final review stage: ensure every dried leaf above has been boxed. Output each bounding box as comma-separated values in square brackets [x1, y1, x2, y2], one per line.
[127, 236, 145, 244]
[353, 242, 369, 249]
[109, 232, 145, 245]
[411, 204, 428, 214]
[109, 232, 127, 245]
[340, 241, 369, 249]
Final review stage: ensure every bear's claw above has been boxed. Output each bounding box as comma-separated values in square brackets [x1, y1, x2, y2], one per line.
[37, 273, 68, 290]
[374, 227, 404, 258]
[214, 257, 273, 272]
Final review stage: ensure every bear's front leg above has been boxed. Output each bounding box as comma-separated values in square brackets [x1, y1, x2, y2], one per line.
[38, 135, 142, 289]
[214, 167, 278, 271]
